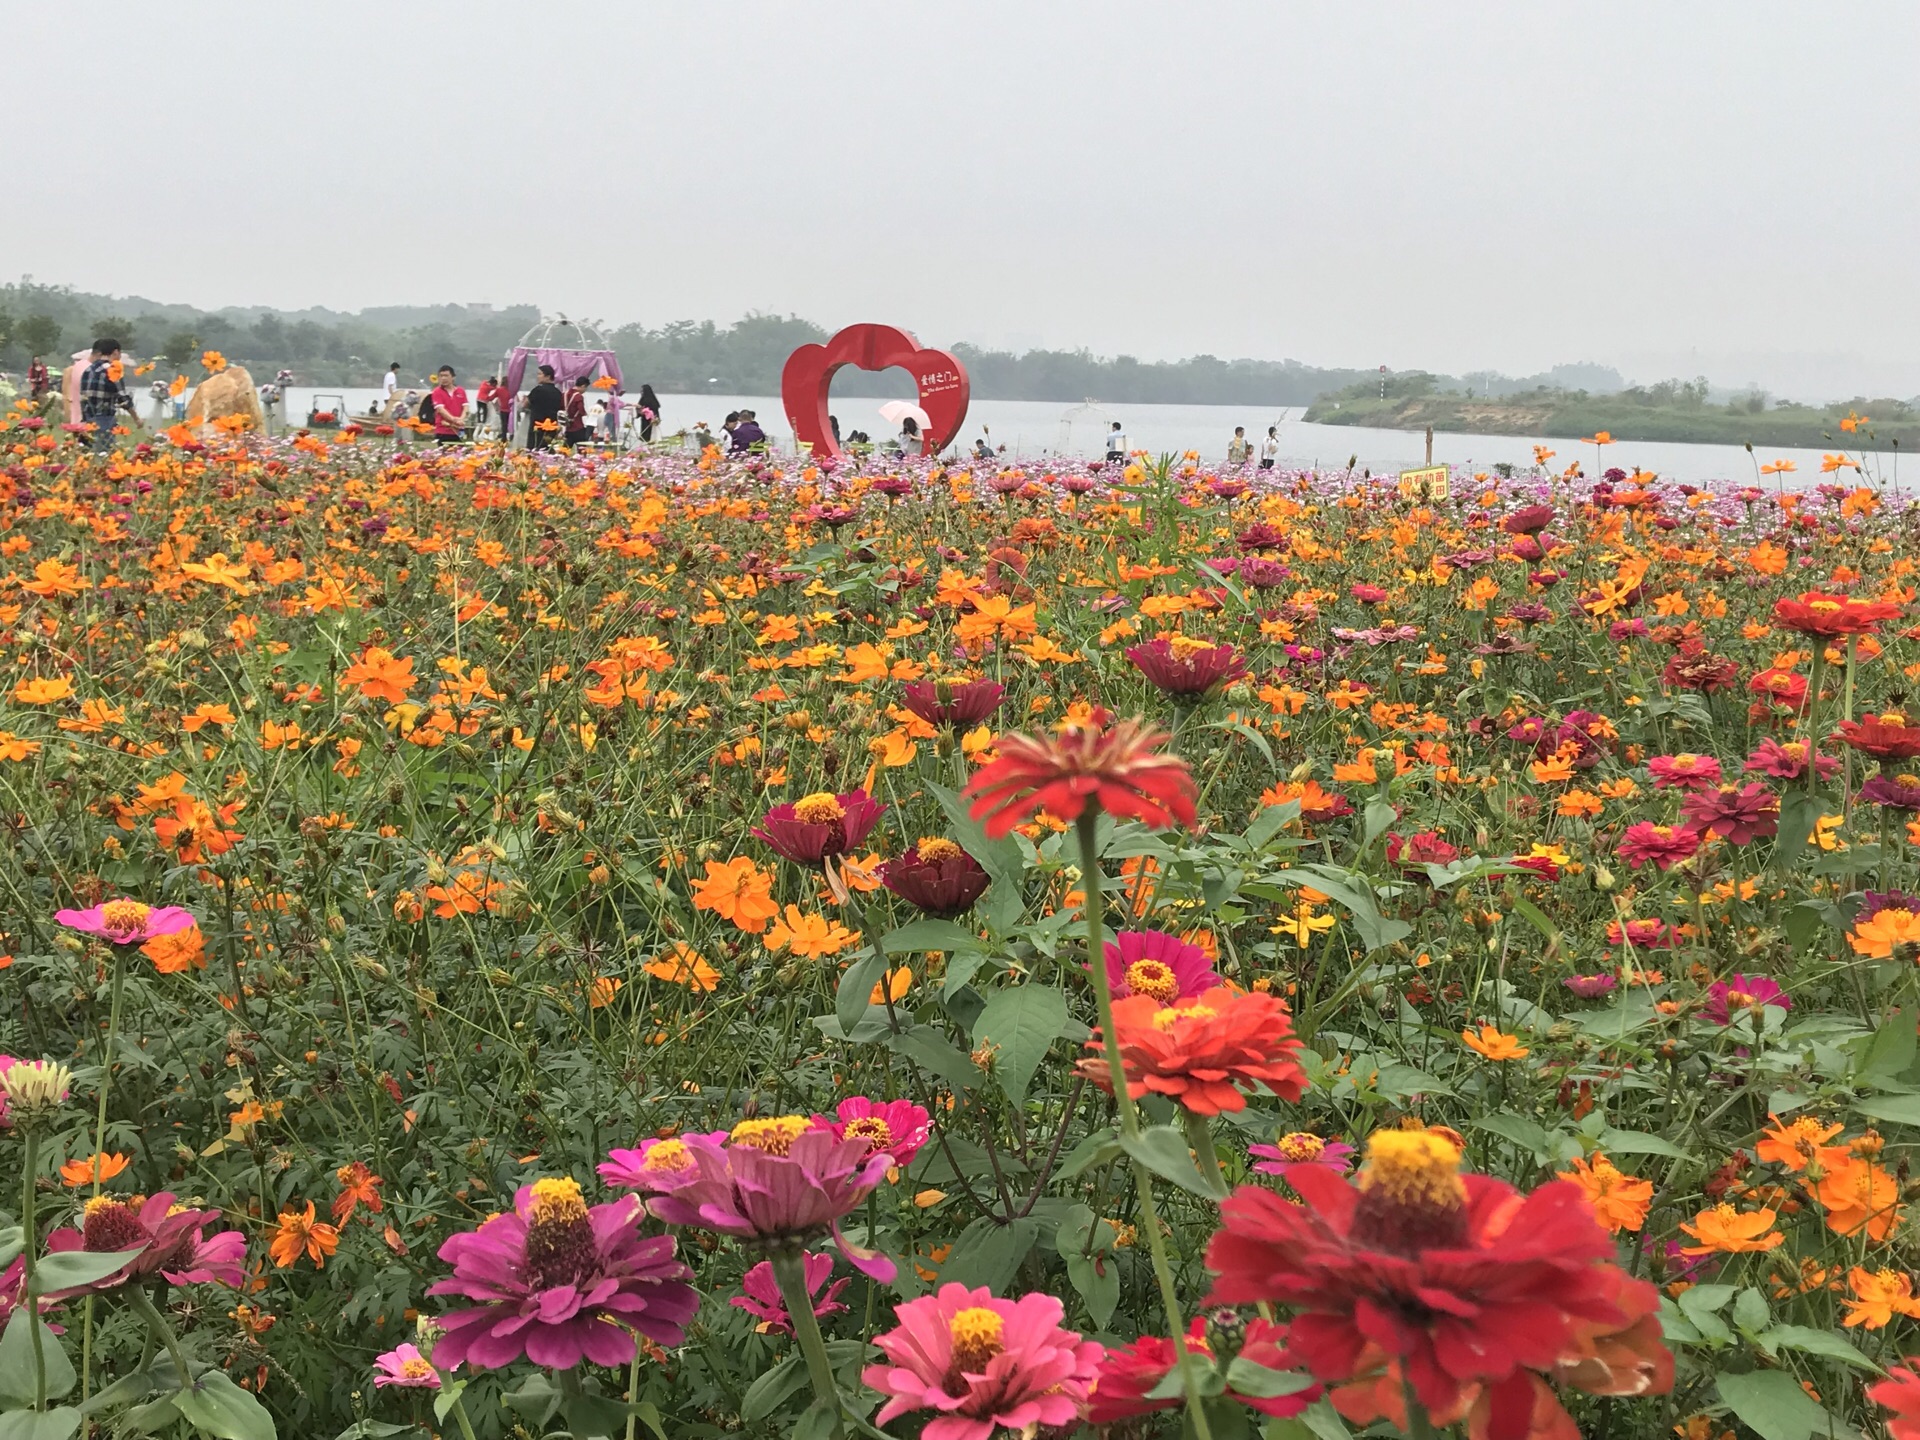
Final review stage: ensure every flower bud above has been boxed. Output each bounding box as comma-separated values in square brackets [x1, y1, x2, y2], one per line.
[0, 1059, 72, 1120]
[1590, 864, 1616, 892]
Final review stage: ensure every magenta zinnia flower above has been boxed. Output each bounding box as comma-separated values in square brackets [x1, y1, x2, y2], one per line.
[1862, 772, 1920, 810]
[1703, 973, 1789, 1026]
[636, 1120, 898, 1279]
[1614, 822, 1701, 871]
[1248, 1131, 1356, 1180]
[1563, 974, 1619, 999]
[730, 1251, 849, 1335]
[597, 1131, 731, 1194]
[43, 1193, 246, 1294]
[861, 1284, 1104, 1440]
[902, 679, 1005, 728]
[372, 1342, 443, 1388]
[881, 838, 991, 917]
[1125, 635, 1248, 696]
[1102, 929, 1218, 1003]
[1679, 782, 1780, 844]
[752, 789, 885, 867]
[824, 1097, 931, 1168]
[54, 899, 196, 946]
[1646, 753, 1723, 791]
[427, 1178, 697, 1370]
[1744, 736, 1838, 780]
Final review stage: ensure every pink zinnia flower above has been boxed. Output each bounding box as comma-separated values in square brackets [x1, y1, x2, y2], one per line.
[1647, 753, 1723, 791]
[824, 1097, 931, 1168]
[1745, 737, 1836, 780]
[861, 1284, 1104, 1440]
[730, 1251, 849, 1335]
[597, 1131, 731, 1194]
[43, 1193, 246, 1294]
[637, 1120, 898, 1279]
[1102, 929, 1218, 1004]
[1703, 974, 1789, 1027]
[752, 789, 885, 867]
[427, 1178, 697, 1370]
[901, 679, 1005, 729]
[1680, 783, 1780, 845]
[1126, 636, 1249, 697]
[54, 899, 196, 947]
[1248, 1132, 1356, 1180]
[372, 1342, 443, 1388]
[1614, 823, 1701, 871]
[1563, 975, 1619, 999]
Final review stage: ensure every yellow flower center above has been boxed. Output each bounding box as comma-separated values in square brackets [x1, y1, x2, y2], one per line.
[400, 1357, 436, 1381]
[947, 1307, 1006, 1374]
[99, 899, 152, 940]
[526, 1177, 589, 1226]
[1153, 1003, 1214, 1030]
[1166, 634, 1215, 658]
[641, 1139, 694, 1174]
[792, 792, 846, 825]
[1900, 775, 1920, 789]
[1124, 958, 1181, 1003]
[843, 1116, 894, 1148]
[730, 1116, 812, 1156]
[1352, 1131, 1468, 1252]
[1725, 990, 1758, 1010]
[1276, 1132, 1326, 1162]
[916, 837, 962, 863]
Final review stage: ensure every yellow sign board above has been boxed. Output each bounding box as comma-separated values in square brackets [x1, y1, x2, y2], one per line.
[1397, 464, 1450, 501]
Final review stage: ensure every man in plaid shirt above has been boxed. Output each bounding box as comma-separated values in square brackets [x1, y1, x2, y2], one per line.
[79, 338, 133, 450]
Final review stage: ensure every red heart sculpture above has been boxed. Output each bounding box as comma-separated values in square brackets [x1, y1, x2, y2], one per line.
[781, 323, 970, 462]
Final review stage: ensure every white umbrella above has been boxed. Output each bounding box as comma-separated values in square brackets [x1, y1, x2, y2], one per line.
[878, 400, 931, 430]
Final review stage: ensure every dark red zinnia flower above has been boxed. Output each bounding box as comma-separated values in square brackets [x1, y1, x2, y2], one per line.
[964, 717, 1197, 837]
[752, 789, 885, 867]
[879, 838, 991, 917]
[1501, 504, 1556, 535]
[1205, 1131, 1670, 1440]
[1126, 635, 1249, 696]
[900, 678, 1005, 728]
[1837, 716, 1920, 760]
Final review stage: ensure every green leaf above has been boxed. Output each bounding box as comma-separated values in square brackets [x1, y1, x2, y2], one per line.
[1595, 1128, 1692, 1159]
[1757, 1325, 1881, 1372]
[1120, 1124, 1219, 1199]
[560, 1390, 634, 1440]
[502, 1372, 562, 1426]
[1858, 1007, 1920, 1081]
[31, 1245, 147, 1292]
[1065, 1250, 1119, 1328]
[0, 1228, 21, 1271]
[939, 1217, 1040, 1292]
[1224, 1358, 1318, 1400]
[430, 1380, 468, 1424]
[0, 1308, 75, 1406]
[885, 1025, 979, 1092]
[1275, 1400, 1353, 1440]
[1775, 791, 1824, 876]
[1506, 895, 1561, 944]
[740, 1356, 807, 1423]
[1732, 1287, 1770, 1334]
[1361, 798, 1397, 850]
[929, 782, 1027, 929]
[1054, 1126, 1122, 1181]
[1852, 1093, 1920, 1127]
[1245, 800, 1302, 850]
[971, 984, 1070, 1104]
[171, 1372, 278, 1440]
[0, 1409, 82, 1440]
[881, 919, 984, 954]
[1468, 1114, 1553, 1161]
[836, 950, 892, 1036]
[1716, 1369, 1820, 1440]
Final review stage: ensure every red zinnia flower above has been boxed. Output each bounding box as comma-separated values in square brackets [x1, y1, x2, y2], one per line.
[752, 789, 886, 867]
[1501, 504, 1556, 535]
[1836, 715, 1920, 760]
[880, 838, 991, 917]
[901, 678, 1005, 728]
[1125, 635, 1249, 696]
[963, 717, 1197, 837]
[1078, 985, 1307, 1116]
[1090, 1317, 1319, 1423]
[1205, 1130, 1671, 1440]
[1869, 1361, 1920, 1440]
[1385, 831, 1461, 873]
[1774, 590, 1902, 636]
[1679, 782, 1780, 845]
[1614, 822, 1701, 871]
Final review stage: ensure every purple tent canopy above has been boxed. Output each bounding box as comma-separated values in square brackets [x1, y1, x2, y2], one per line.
[499, 318, 625, 438]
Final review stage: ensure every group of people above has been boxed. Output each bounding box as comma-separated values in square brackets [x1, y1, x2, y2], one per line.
[373, 362, 663, 450]
[1226, 424, 1283, 468]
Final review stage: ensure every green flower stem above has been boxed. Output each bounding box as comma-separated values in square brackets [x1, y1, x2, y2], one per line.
[770, 1245, 845, 1438]
[1076, 810, 1214, 1440]
[125, 1286, 193, 1388]
[1180, 1109, 1230, 1200]
[447, 1388, 480, 1440]
[623, 1344, 642, 1440]
[19, 1127, 46, 1410]
[83, 943, 131, 1404]
[1401, 1373, 1438, 1440]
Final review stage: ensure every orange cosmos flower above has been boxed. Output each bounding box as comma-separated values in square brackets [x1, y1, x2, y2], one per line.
[59, 1152, 131, 1188]
[1845, 1267, 1920, 1330]
[1678, 1203, 1782, 1255]
[1815, 1154, 1904, 1240]
[1756, 1114, 1844, 1171]
[331, 1161, 385, 1225]
[13, 677, 74, 705]
[1079, 985, 1308, 1116]
[1555, 1152, 1653, 1233]
[268, 1200, 340, 1269]
[1850, 907, 1920, 960]
[1461, 1024, 1529, 1061]
[141, 924, 206, 974]
[642, 942, 722, 991]
[688, 856, 779, 934]
[341, 646, 417, 702]
[764, 906, 859, 959]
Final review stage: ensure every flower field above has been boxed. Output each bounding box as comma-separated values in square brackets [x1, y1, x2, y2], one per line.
[4, 418, 1920, 1440]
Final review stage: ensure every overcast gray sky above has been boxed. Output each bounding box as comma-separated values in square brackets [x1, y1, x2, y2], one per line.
[7, 1, 1917, 399]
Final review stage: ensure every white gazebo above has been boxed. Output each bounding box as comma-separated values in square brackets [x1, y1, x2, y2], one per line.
[1056, 399, 1119, 457]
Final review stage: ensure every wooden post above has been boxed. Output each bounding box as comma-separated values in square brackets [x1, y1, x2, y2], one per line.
[1424, 425, 1434, 465]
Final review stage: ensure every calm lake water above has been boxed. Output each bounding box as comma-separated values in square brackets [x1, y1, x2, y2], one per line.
[263, 386, 1896, 488]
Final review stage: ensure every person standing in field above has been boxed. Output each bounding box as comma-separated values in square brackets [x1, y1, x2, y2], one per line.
[429, 366, 468, 444]
[564, 376, 592, 446]
[1106, 420, 1127, 462]
[381, 362, 401, 415]
[525, 364, 564, 450]
[637, 384, 661, 442]
[78, 338, 133, 451]
[1259, 425, 1280, 469]
[26, 356, 49, 399]
[1227, 426, 1251, 466]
